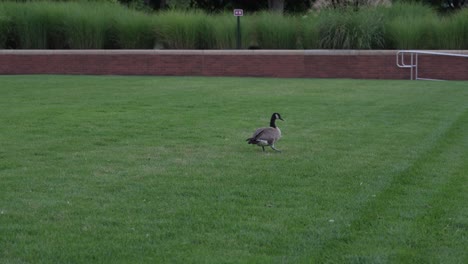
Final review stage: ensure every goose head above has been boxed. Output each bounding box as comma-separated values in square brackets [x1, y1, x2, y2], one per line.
[270, 112, 284, 127]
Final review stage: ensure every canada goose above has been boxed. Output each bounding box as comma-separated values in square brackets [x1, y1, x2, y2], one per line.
[246, 113, 284, 152]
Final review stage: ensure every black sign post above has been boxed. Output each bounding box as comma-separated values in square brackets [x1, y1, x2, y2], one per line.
[234, 9, 243, 49]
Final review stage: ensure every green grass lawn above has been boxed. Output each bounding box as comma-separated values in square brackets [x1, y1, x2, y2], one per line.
[0, 76, 467, 263]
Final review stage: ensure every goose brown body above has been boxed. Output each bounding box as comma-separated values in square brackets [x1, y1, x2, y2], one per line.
[246, 113, 284, 152]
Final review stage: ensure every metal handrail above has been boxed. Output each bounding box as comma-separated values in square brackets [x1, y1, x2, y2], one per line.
[396, 50, 468, 80]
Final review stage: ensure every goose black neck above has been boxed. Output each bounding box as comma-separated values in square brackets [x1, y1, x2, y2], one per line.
[270, 115, 277, 128]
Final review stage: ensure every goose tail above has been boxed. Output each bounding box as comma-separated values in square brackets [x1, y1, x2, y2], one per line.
[246, 138, 257, 144]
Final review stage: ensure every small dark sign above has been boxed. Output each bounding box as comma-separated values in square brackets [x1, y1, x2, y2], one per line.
[234, 9, 243, 16]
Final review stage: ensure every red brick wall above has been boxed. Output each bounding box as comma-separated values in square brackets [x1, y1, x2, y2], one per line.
[1, 50, 467, 80]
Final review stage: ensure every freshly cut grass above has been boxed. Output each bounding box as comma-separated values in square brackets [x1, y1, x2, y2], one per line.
[0, 76, 467, 263]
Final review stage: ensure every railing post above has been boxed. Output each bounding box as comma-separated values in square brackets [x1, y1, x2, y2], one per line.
[415, 53, 419, 80]
[397, 50, 468, 81]
[410, 53, 414, 80]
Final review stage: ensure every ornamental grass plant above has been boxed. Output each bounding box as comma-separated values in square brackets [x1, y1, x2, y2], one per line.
[207, 13, 237, 49]
[0, 8, 11, 48]
[434, 9, 468, 49]
[108, 7, 155, 49]
[251, 12, 302, 49]
[1, 1, 68, 49]
[300, 14, 320, 49]
[155, 10, 215, 49]
[62, 2, 113, 49]
[317, 7, 385, 49]
[382, 2, 439, 49]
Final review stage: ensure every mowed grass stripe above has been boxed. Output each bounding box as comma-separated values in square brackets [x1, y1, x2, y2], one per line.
[0, 76, 467, 263]
[310, 107, 468, 263]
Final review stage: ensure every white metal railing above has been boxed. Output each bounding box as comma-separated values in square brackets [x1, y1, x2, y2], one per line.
[396, 50, 468, 81]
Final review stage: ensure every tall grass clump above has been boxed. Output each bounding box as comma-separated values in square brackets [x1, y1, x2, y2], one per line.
[155, 10, 215, 49]
[61, 1, 156, 49]
[0, 1, 157, 49]
[380, 1, 435, 18]
[237, 14, 258, 49]
[301, 14, 320, 49]
[448, 9, 468, 49]
[317, 7, 385, 49]
[0, 7, 11, 48]
[1, 1, 69, 49]
[208, 13, 237, 49]
[109, 8, 156, 49]
[250, 12, 301, 49]
[386, 15, 439, 49]
[2, 2, 46, 49]
[61, 2, 116, 49]
[382, 2, 438, 49]
[433, 9, 468, 49]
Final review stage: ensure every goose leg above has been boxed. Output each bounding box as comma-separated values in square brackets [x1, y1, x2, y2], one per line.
[270, 145, 281, 152]
[262, 146, 265, 151]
